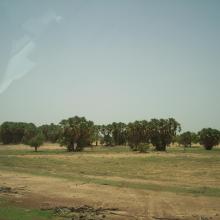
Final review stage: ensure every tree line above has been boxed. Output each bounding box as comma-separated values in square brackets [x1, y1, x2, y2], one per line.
[0, 116, 219, 152]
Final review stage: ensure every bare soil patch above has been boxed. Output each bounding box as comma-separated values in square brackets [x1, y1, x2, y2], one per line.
[0, 171, 220, 220]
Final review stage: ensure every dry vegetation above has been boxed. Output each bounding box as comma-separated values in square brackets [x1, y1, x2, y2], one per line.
[0, 144, 220, 220]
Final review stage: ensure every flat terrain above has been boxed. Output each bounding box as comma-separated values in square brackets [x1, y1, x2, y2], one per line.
[0, 144, 220, 220]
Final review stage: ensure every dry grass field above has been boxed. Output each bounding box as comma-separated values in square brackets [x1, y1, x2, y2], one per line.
[0, 144, 220, 220]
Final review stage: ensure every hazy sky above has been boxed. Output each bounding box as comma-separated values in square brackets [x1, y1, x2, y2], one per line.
[0, 0, 219, 131]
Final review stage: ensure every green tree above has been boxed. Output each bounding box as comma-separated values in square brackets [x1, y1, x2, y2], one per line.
[198, 128, 220, 150]
[28, 133, 44, 152]
[179, 131, 193, 148]
[127, 120, 149, 151]
[22, 123, 38, 145]
[0, 122, 10, 144]
[100, 124, 113, 146]
[172, 135, 181, 146]
[112, 122, 127, 145]
[149, 118, 181, 151]
[0, 122, 35, 144]
[59, 116, 94, 152]
[191, 132, 199, 144]
[92, 125, 101, 146]
[39, 123, 61, 143]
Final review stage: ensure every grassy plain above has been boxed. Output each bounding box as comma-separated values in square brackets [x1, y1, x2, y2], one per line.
[0, 144, 220, 219]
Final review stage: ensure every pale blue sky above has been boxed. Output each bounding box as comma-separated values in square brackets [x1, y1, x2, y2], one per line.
[0, 0, 219, 131]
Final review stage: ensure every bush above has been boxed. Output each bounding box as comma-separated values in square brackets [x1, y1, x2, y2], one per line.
[199, 128, 220, 150]
[129, 143, 149, 153]
[137, 143, 149, 153]
[28, 133, 44, 152]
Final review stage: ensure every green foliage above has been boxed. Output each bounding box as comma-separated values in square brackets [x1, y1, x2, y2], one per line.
[137, 143, 149, 153]
[199, 128, 220, 150]
[149, 118, 181, 151]
[191, 132, 199, 144]
[127, 120, 149, 151]
[172, 135, 180, 145]
[179, 131, 192, 147]
[59, 116, 94, 151]
[178, 131, 199, 148]
[27, 133, 44, 152]
[38, 123, 61, 143]
[0, 122, 37, 145]
[99, 124, 113, 146]
[91, 125, 101, 146]
[111, 122, 127, 145]
[0, 199, 53, 220]
[22, 123, 37, 145]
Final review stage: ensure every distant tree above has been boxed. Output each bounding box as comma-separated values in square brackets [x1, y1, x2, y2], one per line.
[0, 122, 36, 144]
[22, 123, 38, 145]
[27, 133, 44, 152]
[149, 118, 181, 151]
[172, 135, 181, 146]
[59, 116, 94, 152]
[179, 131, 193, 148]
[38, 123, 61, 143]
[198, 128, 220, 150]
[92, 125, 101, 146]
[127, 120, 149, 151]
[100, 124, 113, 146]
[111, 122, 127, 145]
[1, 122, 17, 144]
[191, 132, 199, 145]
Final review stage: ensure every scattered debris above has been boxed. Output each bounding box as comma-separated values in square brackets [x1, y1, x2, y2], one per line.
[42, 205, 123, 220]
[0, 186, 17, 194]
[0, 186, 12, 193]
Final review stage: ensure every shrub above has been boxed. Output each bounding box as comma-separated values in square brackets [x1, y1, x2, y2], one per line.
[137, 143, 149, 153]
[28, 133, 44, 152]
[199, 128, 220, 150]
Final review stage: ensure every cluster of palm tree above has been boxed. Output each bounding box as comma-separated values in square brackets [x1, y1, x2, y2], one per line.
[0, 116, 219, 152]
[58, 117, 181, 152]
[95, 118, 181, 151]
